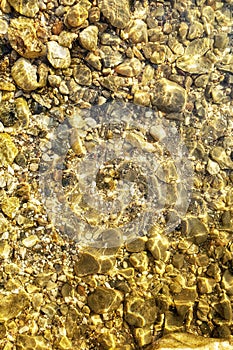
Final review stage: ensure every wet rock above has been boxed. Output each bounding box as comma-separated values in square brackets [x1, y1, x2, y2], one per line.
[220, 211, 233, 232]
[197, 277, 216, 294]
[0, 290, 29, 322]
[8, 17, 46, 58]
[74, 252, 100, 276]
[125, 297, 157, 327]
[79, 25, 98, 51]
[213, 294, 232, 321]
[100, 75, 126, 92]
[15, 97, 31, 128]
[16, 335, 51, 350]
[125, 237, 147, 253]
[134, 91, 151, 107]
[47, 41, 71, 69]
[74, 250, 115, 276]
[0, 133, 18, 167]
[11, 58, 47, 91]
[151, 78, 187, 113]
[8, 0, 39, 17]
[146, 233, 170, 261]
[98, 0, 131, 29]
[56, 336, 72, 349]
[129, 252, 149, 272]
[85, 52, 102, 70]
[123, 19, 148, 43]
[87, 286, 122, 314]
[181, 216, 209, 244]
[0, 241, 11, 259]
[176, 38, 213, 74]
[197, 299, 210, 322]
[214, 33, 229, 51]
[64, 2, 90, 28]
[115, 58, 142, 77]
[1, 196, 20, 218]
[101, 46, 124, 68]
[134, 327, 152, 347]
[210, 146, 233, 170]
[164, 311, 185, 333]
[222, 270, 233, 296]
[0, 213, 8, 233]
[0, 101, 17, 127]
[147, 333, 232, 350]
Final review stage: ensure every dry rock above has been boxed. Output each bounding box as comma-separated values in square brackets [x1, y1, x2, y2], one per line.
[8, 0, 39, 17]
[98, 0, 131, 29]
[0, 133, 18, 167]
[124, 19, 148, 43]
[64, 2, 90, 28]
[79, 25, 98, 51]
[8, 17, 46, 58]
[47, 41, 71, 69]
[1, 196, 20, 218]
[115, 58, 142, 77]
[11, 58, 47, 91]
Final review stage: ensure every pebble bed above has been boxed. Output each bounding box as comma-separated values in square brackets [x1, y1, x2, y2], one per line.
[0, 0, 232, 349]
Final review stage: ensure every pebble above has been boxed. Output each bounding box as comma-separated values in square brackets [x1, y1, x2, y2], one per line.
[8, 0, 39, 17]
[0, 241, 11, 259]
[115, 58, 142, 77]
[47, 41, 71, 69]
[1, 196, 20, 218]
[181, 216, 209, 244]
[125, 296, 157, 327]
[206, 159, 220, 175]
[58, 31, 78, 48]
[79, 25, 98, 51]
[8, 17, 46, 59]
[210, 146, 233, 169]
[151, 78, 187, 113]
[0, 132, 18, 167]
[222, 270, 233, 296]
[64, 3, 90, 28]
[11, 58, 47, 91]
[22, 235, 39, 248]
[87, 286, 123, 314]
[73, 64, 92, 86]
[99, 0, 131, 29]
[123, 19, 148, 43]
[0, 291, 29, 322]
